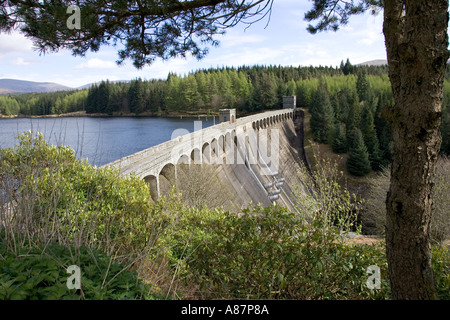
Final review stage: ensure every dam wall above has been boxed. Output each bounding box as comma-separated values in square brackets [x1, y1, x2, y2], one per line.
[102, 108, 309, 212]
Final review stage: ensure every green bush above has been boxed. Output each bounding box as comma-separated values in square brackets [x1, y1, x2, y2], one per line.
[164, 204, 390, 299]
[0, 241, 159, 300]
[0, 131, 168, 263]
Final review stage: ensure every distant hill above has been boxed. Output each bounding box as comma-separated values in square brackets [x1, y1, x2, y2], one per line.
[0, 79, 72, 94]
[356, 59, 388, 66]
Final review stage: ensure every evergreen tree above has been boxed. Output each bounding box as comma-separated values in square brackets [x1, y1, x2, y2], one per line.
[361, 107, 384, 171]
[345, 92, 361, 147]
[165, 75, 182, 111]
[97, 80, 112, 114]
[309, 82, 334, 143]
[360, 107, 377, 153]
[195, 71, 208, 103]
[254, 72, 278, 109]
[128, 78, 145, 114]
[333, 87, 352, 122]
[341, 58, 354, 75]
[378, 124, 392, 166]
[86, 84, 99, 113]
[331, 122, 347, 153]
[295, 79, 316, 109]
[286, 79, 296, 96]
[369, 138, 383, 171]
[231, 71, 251, 111]
[356, 71, 369, 102]
[215, 70, 234, 108]
[346, 129, 371, 176]
[183, 74, 204, 110]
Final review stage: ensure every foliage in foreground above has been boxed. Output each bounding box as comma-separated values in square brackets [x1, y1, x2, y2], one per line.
[163, 204, 389, 299]
[162, 203, 449, 300]
[0, 131, 168, 261]
[0, 241, 158, 300]
[0, 132, 448, 300]
[0, 131, 170, 299]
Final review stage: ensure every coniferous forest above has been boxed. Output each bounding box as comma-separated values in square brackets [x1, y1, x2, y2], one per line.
[1, 61, 450, 169]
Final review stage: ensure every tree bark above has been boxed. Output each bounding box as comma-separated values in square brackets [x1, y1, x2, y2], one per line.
[383, 0, 449, 299]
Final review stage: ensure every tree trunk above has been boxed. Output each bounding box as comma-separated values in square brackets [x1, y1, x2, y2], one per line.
[383, 0, 449, 299]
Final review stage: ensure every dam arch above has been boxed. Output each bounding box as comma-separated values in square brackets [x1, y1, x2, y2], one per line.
[191, 148, 201, 164]
[102, 107, 299, 207]
[202, 142, 211, 164]
[144, 174, 159, 201]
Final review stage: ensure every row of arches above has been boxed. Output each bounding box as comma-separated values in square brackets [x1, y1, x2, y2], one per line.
[251, 112, 293, 131]
[144, 110, 293, 201]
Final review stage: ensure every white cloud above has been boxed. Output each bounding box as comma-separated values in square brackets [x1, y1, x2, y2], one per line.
[75, 58, 116, 69]
[0, 31, 33, 57]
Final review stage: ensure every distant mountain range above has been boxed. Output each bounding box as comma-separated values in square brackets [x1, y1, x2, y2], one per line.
[0, 78, 133, 94]
[0, 61, 389, 94]
[0, 79, 73, 94]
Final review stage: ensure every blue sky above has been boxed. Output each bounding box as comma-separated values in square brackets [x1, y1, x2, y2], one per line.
[0, 0, 387, 88]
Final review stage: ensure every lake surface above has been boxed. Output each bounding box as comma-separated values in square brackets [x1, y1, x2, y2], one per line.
[0, 116, 216, 166]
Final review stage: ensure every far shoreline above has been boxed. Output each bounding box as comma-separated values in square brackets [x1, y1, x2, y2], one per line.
[0, 110, 224, 120]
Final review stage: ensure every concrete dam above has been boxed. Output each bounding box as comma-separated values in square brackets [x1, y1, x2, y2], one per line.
[102, 102, 310, 213]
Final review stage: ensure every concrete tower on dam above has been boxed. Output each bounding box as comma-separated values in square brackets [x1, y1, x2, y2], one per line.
[102, 101, 310, 213]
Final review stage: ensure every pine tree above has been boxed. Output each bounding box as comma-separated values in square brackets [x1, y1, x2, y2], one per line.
[183, 74, 203, 110]
[310, 82, 334, 143]
[286, 79, 296, 96]
[165, 75, 182, 111]
[257, 72, 278, 109]
[341, 58, 354, 75]
[369, 138, 383, 171]
[345, 92, 361, 147]
[360, 107, 377, 152]
[360, 107, 383, 170]
[97, 80, 112, 114]
[128, 78, 145, 114]
[378, 122, 392, 167]
[332, 122, 347, 153]
[333, 87, 352, 123]
[356, 71, 369, 103]
[86, 84, 99, 113]
[346, 129, 371, 176]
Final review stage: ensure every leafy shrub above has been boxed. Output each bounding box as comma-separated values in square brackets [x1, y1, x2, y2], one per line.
[164, 204, 390, 299]
[0, 241, 158, 300]
[293, 144, 363, 233]
[0, 131, 169, 263]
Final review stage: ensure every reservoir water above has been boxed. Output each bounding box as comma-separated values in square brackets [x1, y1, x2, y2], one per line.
[0, 116, 215, 166]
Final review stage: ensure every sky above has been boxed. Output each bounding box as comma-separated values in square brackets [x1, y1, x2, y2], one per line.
[0, 1, 387, 89]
